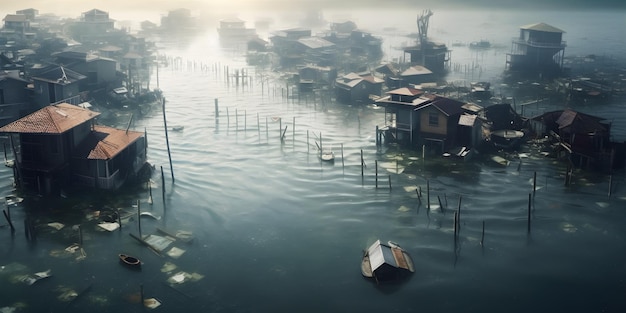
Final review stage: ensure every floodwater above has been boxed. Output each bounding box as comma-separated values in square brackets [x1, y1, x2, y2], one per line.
[1, 8, 626, 313]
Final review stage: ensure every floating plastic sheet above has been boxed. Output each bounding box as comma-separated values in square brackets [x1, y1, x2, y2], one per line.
[160, 262, 177, 273]
[98, 222, 120, 232]
[143, 235, 174, 252]
[144, 298, 162, 309]
[166, 247, 185, 259]
[21, 269, 51, 285]
[47, 222, 65, 230]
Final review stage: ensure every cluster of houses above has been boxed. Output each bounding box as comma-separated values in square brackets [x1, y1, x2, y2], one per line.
[0, 7, 622, 197]
[0, 8, 158, 195]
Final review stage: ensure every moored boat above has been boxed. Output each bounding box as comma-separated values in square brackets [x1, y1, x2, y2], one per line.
[119, 254, 142, 269]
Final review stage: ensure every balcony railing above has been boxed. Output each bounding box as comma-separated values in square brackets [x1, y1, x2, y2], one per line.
[512, 38, 567, 49]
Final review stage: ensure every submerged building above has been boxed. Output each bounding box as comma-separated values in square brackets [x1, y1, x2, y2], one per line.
[506, 22, 567, 75]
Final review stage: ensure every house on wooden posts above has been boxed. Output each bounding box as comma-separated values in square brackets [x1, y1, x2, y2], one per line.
[52, 51, 118, 90]
[297, 65, 337, 92]
[374, 63, 402, 89]
[400, 65, 434, 87]
[376, 87, 483, 154]
[31, 65, 86, 107]
[0, 70, 32, 126]
[335, 72, 383, 104]
[296, 37, 336, 67]
[2, 14, 30, 35]
[506, 22, 566, 75]
[531, 109, 622, 170]
[0, 103, 148, 195]
[71, 9, 116, 43]
[270, 28, 312, 68]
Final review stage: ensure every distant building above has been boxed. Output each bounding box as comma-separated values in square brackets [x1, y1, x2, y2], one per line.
[2, 14, 30, 34]
[335, 72, 383, 104]
[0, 71, 32, 126]
[506, 22, 567, 75]
[71, 9, 116, 42]
[15, 8, 38, 21]
[0, 103, 148, 195]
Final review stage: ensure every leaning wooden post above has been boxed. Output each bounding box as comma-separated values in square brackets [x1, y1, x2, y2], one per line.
[162, 98, 175, 182]
[457, 195, 462, 229]
[437, 196, 445, 215]
[2, 209, 14, 233]
[388, 175, 392, 190]
[214, 98, 219, 118]
[527, 193, 532, 234]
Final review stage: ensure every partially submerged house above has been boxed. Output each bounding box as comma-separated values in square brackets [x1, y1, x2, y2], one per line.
[506, 22, 566, 75]
[0, 103, 148, 195]
[0, 70, 32, 126]
[376, 87, 483, 154]
[531, 109, 621, 170]
[335, 72, 383, 104]
[31, 65, 86, 107]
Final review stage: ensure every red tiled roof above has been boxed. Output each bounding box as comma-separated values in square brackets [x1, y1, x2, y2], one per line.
[0, 103, 99, 134]
[75, 125, 143, 160]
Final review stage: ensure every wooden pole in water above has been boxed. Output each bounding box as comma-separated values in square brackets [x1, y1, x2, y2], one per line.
[438, 195, 445, 215]
[361, 149, 364, 177]
[279, 118, 282, 138]
[117, 209, 122, 232]
[341, 143, 344, 170]
[2, 209, 14, 232]
[388, 175, 392, 190]
[480, 220, 485, 246]
[214, 98, 219, 117]
[375, 160, 378, 188]
[608, 174, 613, 198]
[307, 130, 310, 153]
[137, 200, 142, 238]
[292, 116, 295, 142]
[527, 193, 532, 234]
[235, 109, 238, 131]
[453, 211, 458, 244]
[162, 98, 175, 182]
[533, 171, 537, 200]
[427, 180, 430, 211]
[375, 125, 379, 146]
[161, 166, 166, 212]
[457, 195, 462, 229]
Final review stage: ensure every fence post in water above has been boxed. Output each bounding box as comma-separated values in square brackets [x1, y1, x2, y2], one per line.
[279, 118, 282, 138]
[214, 98, 219, 118]
[438, 196, 445, 215]
[2, 209, 14, 233]
[226, 107, 230, 129]
[292, 117, 295, 143]
[533, 171, 537, 200]
[137, 200, 142, 238]
[375, 125, 379, 146]
[162, 98, 175, 182]
[375, 160, 378, 188]
[161, 166, 166, 212]
[235, 109, 238, 131]
[422, 145, 426, 165]
[361, 149, 364, 177]
[480, 220, 485, 246]
[307, 130, 310, 153]
[608, 174, 613, 198]
[427, 180, 430, 211]
[527, 193, 532, 234]
[341, 143, 345, 171]
[388, 175, 392, 190]
[117, 209, 122, 232]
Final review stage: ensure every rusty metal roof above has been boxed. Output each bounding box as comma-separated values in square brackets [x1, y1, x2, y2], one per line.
[0, 103, 99, 134]
[74, 125, 143, 160]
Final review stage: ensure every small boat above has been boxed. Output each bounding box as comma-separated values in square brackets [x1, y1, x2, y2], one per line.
[361, 240, 414, 284]
[320, 151, 335, 162]
[119, 254, 142, 269]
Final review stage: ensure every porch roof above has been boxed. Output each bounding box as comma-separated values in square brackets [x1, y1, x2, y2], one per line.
[73, 125, 143, 160]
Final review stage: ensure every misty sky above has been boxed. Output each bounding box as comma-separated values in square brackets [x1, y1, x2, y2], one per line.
[3, 0, 625, 20]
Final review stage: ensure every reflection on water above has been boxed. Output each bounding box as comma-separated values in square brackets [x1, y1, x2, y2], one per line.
[2, 9, 626, 313]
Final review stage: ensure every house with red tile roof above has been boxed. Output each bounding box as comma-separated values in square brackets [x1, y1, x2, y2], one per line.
[0, 103, 147, 195]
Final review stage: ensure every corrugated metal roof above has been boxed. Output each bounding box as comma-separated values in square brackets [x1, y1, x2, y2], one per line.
[367, 240, 398, 271]
[74, 125, 144, 160]
[32, 66, 86, 85]
[401, 65, 433, 77]
[0, 103, 99, 134]
[520, 22, 565, 33]
[387, 87, 422, 96]
[459, 114, 477, 126]
[297, 37, 335, 49]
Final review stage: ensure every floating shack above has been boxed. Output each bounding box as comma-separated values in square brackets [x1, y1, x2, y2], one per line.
[361, 240, 414, 283]
[402, 10, 450, 74]
[506, 22, 567, 75]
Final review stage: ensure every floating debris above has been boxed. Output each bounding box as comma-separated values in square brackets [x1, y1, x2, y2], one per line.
[144, 298, 162, 309]
[160, 262, 177, 273]
[56, 286, 78, 302]
[19, 269, 51, 285]
[167, 272, 188, 284]
[398, 205, 411, 212]
[47, 222, 65, 231]
[139, 212, 161, 220]
[166, 247, 186, 259]
[5, 196, 23, 206]
[143, 234, 175, 252]
[97, 222, 120, 232]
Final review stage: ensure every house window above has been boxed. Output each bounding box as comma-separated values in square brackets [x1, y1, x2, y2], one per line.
[428, 112, 439, 126]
